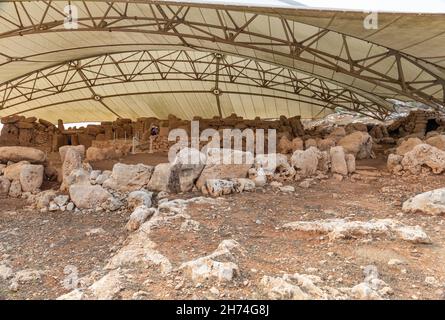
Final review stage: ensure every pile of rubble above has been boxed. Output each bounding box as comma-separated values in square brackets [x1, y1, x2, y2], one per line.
[387, 134, 445, 175]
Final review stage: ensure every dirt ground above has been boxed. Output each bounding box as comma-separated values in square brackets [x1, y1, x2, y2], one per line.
[1, 153, 445, 300]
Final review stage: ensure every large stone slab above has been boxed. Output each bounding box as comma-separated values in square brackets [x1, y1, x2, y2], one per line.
[0, 146, 46, 164]
[290, 147, 319, 177]
[195, 149, 253, 189]
[69, 184, 112, 209]
[103, 163, 153, 191]
[19, 164, 44, 192]
[59, 145, 85, 162]
[338, 131, 373, 159]
[3, 161, 30, 181]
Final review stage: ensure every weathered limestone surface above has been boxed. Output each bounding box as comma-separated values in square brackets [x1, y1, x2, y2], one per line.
[195, 149, 253, 189]
[0, 147, 46, 164]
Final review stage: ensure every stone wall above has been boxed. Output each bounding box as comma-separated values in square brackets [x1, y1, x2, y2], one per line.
[1, 114, 305, 154]
[388, 110, 445, 137]
[0, 115, 56, 151]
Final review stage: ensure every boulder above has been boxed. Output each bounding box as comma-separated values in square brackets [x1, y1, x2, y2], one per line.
[304, 138, 317, 149]
[291, 138, 304, 152]
[425, 135, 445, 151]
[9, 180, 21, 198]
[34, 190, 57, 209]
[330, 146, 348, 176]
[204, 179, 235, 197]
[61, 149, 83, 191]
[127, 190, 153, 210]
[147, 163, 174, 192]
[396, 138, 423, 156]
[277, 136, 293, 154]
[290, 147, 319, 177]
[317, 151, 331, 173]
[232, 178, 256, 193]
[59, 145, 85, 162]
[126, 206, 156, 231]
[317, 138, 335, 151]
[0, 147, 46, 164]
[387, 154, 403, 173]
[338, 131, 373, 159]
[0, 177, 11, 195]
[195, 149, 253, 190]
[328, 127, 346, 142]
[345, 154, 356, 174]
[402, 188, 445, 215]
[95, 171, 111, 185]
[69, 184, 113, 209]
[64, 169, 90, 188]
[103, 163, 154, 191]
[401, 144, 445, 174]
[171, 148, 206, 192]
[19, 164, 44, 192]
[255, 154, 292, 177]
[3, 161, 30, 181]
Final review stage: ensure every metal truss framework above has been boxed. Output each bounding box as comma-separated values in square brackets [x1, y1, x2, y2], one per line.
[0, 50, 391, 119]
[0, 1, 444, 120]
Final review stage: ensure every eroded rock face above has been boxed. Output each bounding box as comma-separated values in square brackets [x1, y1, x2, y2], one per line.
[103, 163, 154, 192]
[401, 144, 445, 174]
[402, 188, 445, 215]
[19, 164, 44, 192]
[0, 146, 46, 164]
[338, 131, 373, 159]
[69, 184, 112, 209]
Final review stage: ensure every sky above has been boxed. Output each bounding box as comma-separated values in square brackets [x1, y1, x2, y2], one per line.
[180, 0, 445, 13]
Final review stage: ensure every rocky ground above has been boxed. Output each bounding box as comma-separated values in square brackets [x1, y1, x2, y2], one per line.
[1, 157, 445, 300]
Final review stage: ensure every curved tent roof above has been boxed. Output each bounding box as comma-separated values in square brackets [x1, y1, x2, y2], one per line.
[0, 0, 444, 122]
